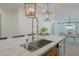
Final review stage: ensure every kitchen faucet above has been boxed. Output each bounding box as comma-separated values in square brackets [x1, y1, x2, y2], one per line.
[27, 17, 39, 42]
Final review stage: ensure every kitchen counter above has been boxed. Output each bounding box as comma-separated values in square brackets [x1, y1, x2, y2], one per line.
[0, 35, 66, 56]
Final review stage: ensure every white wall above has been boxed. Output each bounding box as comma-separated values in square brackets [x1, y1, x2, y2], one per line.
[0, 14, 1, 37]
[0, 8, 19, 38]
[18, 7, 32, 35]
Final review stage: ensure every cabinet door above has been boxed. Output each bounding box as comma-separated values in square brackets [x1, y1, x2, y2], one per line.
[59, 40, 65, 56]
[42, 46, 58, 56]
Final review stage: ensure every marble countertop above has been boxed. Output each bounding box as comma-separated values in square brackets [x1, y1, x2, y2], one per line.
[0, 35, 66, 56]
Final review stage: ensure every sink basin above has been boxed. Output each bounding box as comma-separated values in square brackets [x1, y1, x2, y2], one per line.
[20, 39, 53, 52]
[29, 39, 52, 52]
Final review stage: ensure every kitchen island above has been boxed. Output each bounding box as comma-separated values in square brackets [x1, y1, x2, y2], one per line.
[0, 35, 66, 56]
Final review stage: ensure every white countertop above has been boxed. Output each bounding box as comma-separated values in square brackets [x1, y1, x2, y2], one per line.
[0, 35, 66, 56]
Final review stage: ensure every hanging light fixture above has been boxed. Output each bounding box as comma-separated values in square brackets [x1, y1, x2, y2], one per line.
[65, 16, 75, 31]
[24, 3, 36, 18]
[43, 3, 53, 21]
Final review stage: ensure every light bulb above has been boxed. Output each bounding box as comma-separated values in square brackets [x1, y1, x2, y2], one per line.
[45, 13, 49, 20]
[43, 10, 46, 13]
[28, 7, 32, 12]
[31, 8, 35, 13]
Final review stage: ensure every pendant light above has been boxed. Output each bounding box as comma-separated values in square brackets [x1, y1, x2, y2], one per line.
[43, 3, 53, 21]
[24, 3, 36, 18]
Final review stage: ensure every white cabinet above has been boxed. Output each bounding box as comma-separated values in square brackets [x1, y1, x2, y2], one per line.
[58, 39, 65, 56]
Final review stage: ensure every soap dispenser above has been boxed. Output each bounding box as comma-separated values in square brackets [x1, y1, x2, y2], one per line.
[25, 39, 29, 50]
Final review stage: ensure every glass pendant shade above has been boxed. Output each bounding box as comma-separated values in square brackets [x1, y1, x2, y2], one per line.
[43, 3, 53, 21]
[24, 3, 36, 18]
[43, 10, 52, 21]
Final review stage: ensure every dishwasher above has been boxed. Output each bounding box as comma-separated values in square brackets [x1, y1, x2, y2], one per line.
[58, 40, 65, 56]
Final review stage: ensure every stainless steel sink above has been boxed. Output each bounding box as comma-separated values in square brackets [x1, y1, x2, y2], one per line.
[20, 39, 53, 52]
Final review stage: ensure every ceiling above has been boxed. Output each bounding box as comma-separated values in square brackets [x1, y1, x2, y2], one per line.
[0, 3, 79, 9]
[0, 3, 79, 11]
[0, 3, 23, 9]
